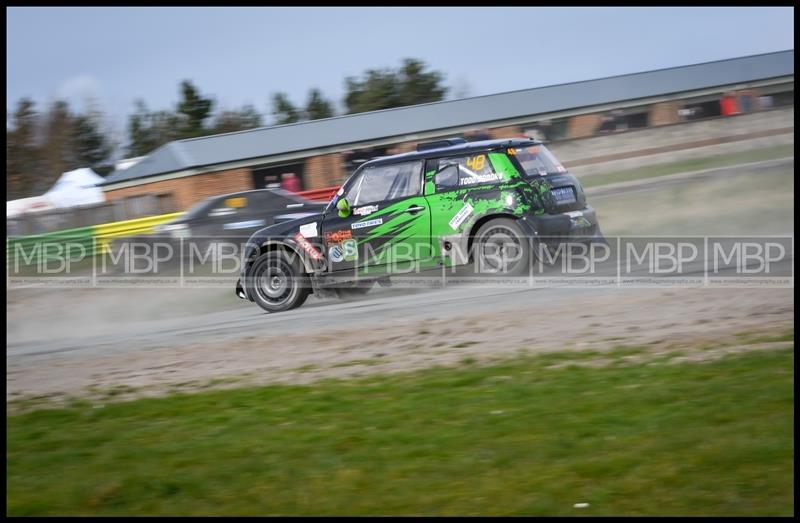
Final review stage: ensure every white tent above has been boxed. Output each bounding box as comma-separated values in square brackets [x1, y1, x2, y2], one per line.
[6, 195, 57, 218]
[7, 168, 107, 219]
[43, 167, 106, 208]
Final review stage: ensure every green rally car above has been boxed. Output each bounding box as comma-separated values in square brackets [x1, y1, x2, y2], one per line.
[235, 137, 605, 313]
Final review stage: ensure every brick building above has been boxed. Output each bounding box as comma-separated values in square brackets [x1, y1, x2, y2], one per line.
[101, 50, 794, 212]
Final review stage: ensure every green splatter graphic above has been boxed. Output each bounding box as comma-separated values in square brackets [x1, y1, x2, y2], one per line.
[349, 151, 559, 275]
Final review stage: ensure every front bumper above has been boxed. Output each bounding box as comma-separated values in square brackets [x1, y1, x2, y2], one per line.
[235, 241, 259, 302]
[235, 278, 248, 300]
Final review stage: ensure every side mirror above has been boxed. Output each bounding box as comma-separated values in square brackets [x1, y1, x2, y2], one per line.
[337, 198, 352, 218]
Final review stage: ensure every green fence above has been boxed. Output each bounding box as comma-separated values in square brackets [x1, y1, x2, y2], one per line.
[6, 212, 183, 271]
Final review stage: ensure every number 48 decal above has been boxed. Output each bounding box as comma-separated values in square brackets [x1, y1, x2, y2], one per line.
[465, 155, 486, 171]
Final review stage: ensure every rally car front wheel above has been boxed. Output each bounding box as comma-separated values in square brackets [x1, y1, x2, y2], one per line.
[246, 250, 310, 313]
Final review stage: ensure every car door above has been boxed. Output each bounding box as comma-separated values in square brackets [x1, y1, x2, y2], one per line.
[422, 153, 508, 267]
[320, 160, 433, 275]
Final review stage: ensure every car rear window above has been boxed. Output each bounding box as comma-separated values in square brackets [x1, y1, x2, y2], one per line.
[510, 144, 567, 177]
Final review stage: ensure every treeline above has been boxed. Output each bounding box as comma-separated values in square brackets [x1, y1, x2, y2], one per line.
[7, 100, 115, 200]
[6, 58, 448, 200]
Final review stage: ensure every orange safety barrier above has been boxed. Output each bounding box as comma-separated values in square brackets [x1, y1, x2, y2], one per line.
[296, 186, 341, 202]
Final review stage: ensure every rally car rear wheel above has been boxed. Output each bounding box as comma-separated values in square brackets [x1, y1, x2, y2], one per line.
[246, 250, 310, 313]
[473, 218, 532, 277]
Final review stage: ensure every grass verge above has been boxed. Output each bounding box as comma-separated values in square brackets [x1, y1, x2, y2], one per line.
[581, 143, 794, 188]
[7, 345, 794, 516]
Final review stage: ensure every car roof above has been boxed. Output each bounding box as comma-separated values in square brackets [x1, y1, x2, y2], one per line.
[210, 188, 310, 202]
[362, 137, 542, 167]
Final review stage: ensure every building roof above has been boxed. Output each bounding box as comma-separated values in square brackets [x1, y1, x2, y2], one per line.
[103, 49, 794, 186]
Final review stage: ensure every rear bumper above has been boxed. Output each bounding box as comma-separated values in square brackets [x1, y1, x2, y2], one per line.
[521, 206, 601, 241]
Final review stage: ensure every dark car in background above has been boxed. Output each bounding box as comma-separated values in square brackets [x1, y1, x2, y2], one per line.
[153, 188, 326, 241]
[109, 189, 326, 271]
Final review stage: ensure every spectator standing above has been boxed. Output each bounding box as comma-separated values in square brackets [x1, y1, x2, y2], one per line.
[280, 172, 301, 193]
[738, 90, 754, 113]
[538, 119, 553, 141]
[720, 92, 740, 116]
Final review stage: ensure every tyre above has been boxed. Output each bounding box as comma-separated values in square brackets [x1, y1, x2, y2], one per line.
[333, 281, 374, 300]
[245, 250, 310, 313]
[473, 218, 533, 277]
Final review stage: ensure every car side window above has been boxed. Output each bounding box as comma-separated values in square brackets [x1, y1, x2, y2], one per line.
[350, 161, 423, 206]
[433, 153, 502, 192]
[240, 192, 268, 213]
[250, 191, 286, 210]
[208, 195, 247, 218]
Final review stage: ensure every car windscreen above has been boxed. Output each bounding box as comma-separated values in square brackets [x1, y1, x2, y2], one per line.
[511, 145, 567, 177]
[264, 188, 305, 205]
